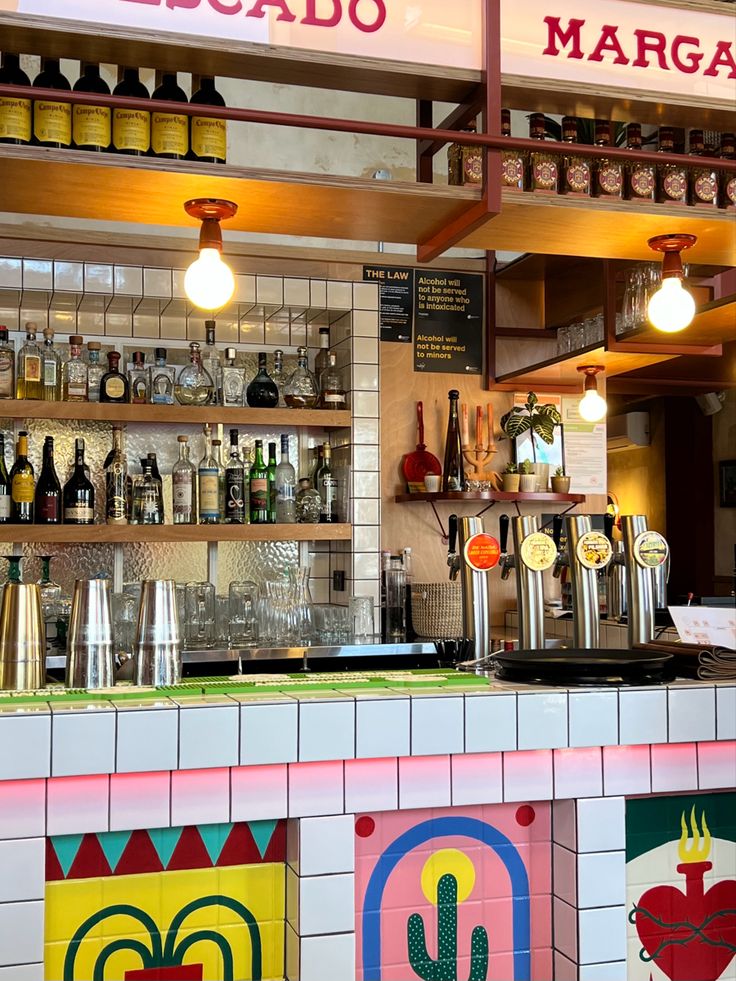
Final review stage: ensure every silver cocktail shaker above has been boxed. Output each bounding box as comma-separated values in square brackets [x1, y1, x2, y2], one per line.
[135, 580, 181, 686]
[67, 577, 115, 689]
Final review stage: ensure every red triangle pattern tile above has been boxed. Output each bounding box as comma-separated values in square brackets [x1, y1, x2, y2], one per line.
[67, 834, 112, 880]
[166, 825, 213, 871]
[216, 822, 264, 868]
[261, 820, 286, 864]
[114, 829, 165, 876]
[45, 837, 65, 882]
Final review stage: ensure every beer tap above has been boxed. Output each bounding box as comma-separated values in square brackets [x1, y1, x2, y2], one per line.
[621, 515, 670, 648]
[447, 513, 491, 658]
[499, 513, 554, 650]
[604, 513, 627, 623]
[551, 514, 611, 649]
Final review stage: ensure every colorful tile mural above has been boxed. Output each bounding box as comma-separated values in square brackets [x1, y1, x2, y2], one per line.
[45, 820, 287, 981]
[354, 803, 552, 981]
[626, 791, 736, 981]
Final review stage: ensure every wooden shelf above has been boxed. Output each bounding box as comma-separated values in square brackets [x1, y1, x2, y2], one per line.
[462, 191, 736, 266]
[395, 492, 585, 504]
[496, 344, 678, 387]
[0, 401, 351, 429]
[0, 524, 351, 544]
[616, 295, 736, 348]
[0, 146, 478, 247]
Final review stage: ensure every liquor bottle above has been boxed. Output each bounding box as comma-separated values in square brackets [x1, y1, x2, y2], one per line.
[719, 133, 736, 209]
[190, 76, 226, 164]
[249, 440, 269, 524]
[284, 347, 318, 408]
[112, 67, 150, 156]
[500, 108, 524, 191]
[314, 328, 331, 379]
[560, 116, 590, 196]
[197, 425, 220, 524]
[318, 352, 346, 409]
[32, 58, 71, 149]
[656, 127, 688, 204]
[96, 351, 127, 404]
[212, 438, 226, 520]
[10, 431, 34, 524]
[272, 349, 286, 407]
[72, 63, 111, 152]
[592, 120, 623, 198]
[149, 348, 175, 405]
[315, 442, 338, 523]
[136, 458, 163, 525]
[42, 328, 61, 401]
[274, 434, 296, 524]
[145, 452, 165, 524]
[0, 326, 15, 399]
[16, 323, 43, 400]
[267, 441, 278, 523]
[105, 426, 128, 525]
[221, 348, 245, 407]
[202, 321, 221, 404]
[688, 129, 719, 209]
[172, 435, 197, 524]
[128, 351, 149, 404]
[35, 435, 62, 524]
[448, 121, 482, 186]
[63, 438, 94, 524]
[176, 343, 214, 406]
[624, 123, 656, 202]
[295, 477, 320, 523]
[86, 342, 105, 402]
[151, 72, 188, 160]
[442, 389, 465, 491]
[246, 353, 279, 408]
[0, 53, 31, 146]
[526, 113, 558, 193]
[0, 434, 10, 523]
[224, 429, 246, 524]
[62, 335, 88, 402]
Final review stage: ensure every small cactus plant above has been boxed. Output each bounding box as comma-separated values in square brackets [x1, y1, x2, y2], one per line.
[407, 873, 489, 981]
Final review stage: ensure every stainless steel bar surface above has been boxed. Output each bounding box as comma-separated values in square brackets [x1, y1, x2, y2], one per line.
[565, 515, 600, 650]
[511, 515, 545, 650]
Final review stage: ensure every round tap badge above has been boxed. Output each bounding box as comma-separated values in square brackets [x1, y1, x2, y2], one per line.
[463, 533, 501, 572]
[519, 532, 557, 572]
[575, 531, 613, 570]
[633, 530, 669, 569]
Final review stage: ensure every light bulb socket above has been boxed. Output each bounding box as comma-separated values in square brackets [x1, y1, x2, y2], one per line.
[647, 233, 697, 280]
[184, 198, 238, 253]
[577, 364, 605, 391]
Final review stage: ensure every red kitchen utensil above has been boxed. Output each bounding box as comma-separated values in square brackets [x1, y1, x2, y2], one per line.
[402, 401, 442, 490]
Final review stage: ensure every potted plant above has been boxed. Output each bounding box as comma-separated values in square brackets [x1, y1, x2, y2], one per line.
[501, 461, 520, 493]
[518, 459, 536, 493]
[501, 392, 562, 462]
[551, 465, 571, 494]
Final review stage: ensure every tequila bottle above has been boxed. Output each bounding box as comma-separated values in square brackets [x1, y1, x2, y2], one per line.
[560, 116, 590, 196]
[656, 127, 687, 204]
[224, 429, 246, 524]
[16, 323, 44, 399]
[172, 435, 196, 524]
[624, 123, 655, 202]
[202, 320, 222, 405]
[128, 351, 149, 403]
[0, 326, 14, 399]
[527, 113, 558, 193]
[100, 351, 130, 403]
[197, 425, 220, 524]
[42, 328, 61, 401]
[592, 120, 623, 198]
[285, 347, 318, 408]
[149, 348, 175, 404]
[86, 341, 105, 402]
[500, 108, 524, 191]
[176, 343, 214, 406]
[62, 334, 88, 402]
[688, 129, 719, 208]
[221, 348, 245, 407]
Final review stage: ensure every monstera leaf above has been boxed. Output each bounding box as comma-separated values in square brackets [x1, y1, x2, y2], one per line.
[501, 392, 562, 456]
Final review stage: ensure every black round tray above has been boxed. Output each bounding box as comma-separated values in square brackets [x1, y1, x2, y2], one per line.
[494, 648, 675, 687]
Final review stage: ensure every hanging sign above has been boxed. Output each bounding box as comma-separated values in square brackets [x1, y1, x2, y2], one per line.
[363, 265, 413, 344]
[414, 271, 483, 375]
[464, 533, 501, 572]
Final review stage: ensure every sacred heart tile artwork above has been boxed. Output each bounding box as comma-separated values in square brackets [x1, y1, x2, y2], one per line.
[626, 791, 736, 981]
[354, 802, 552, 981]
[45, 819, 287, 981]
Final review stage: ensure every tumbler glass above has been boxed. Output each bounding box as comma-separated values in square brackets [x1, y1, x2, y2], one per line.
[229, 581, 258, 646]
[383, 568, 407, 641]
[349, 596, 375, 642]
[184, 581, 216, 648]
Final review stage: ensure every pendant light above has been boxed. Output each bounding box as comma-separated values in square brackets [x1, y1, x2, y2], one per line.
[646, 234, 697, 334]
[184, 198, 238, 311]
[577, 365, 607, 422]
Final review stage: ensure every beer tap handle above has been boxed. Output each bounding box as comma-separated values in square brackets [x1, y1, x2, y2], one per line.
[448, 514, 458, 556]
[553, 514, 563, 552]
[604, 513, 614, 544]
[499, 514, 509, 554]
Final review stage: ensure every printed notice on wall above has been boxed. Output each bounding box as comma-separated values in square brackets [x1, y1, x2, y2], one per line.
[414, 271, 484, 374]
[560, 396, 607, 494]
[363, 265, 414, 343]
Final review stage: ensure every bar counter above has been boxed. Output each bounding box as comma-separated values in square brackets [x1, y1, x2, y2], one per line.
[0, 669, 734, 980]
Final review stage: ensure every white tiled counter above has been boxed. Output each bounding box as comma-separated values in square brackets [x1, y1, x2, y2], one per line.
[0, 680, 734, 981]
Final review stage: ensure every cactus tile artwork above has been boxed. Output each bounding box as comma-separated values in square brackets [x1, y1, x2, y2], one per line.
[354, 803, 552, 981]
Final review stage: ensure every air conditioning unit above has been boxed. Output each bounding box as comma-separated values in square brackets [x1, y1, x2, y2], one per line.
[607, 411, 650, 452]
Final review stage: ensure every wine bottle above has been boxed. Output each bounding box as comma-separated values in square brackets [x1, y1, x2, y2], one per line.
[0, 53, 32, 146]
[267, 441, 278, 524]
[442, 389, 465, 492]
[32, 58, 71, 149]
[151, 72, 189, 160]
[249, 439, 269, 524]
[73, 63, 111, 152]
[0, 433, 12, 523]
[190, 75, 226, 164]
[112, 67, 150, 156]
[63, 438, 95, 524]
[35, 435, 62, 524]
[105, 426, 128, 525]
[315, 442, 338, 523]
[10, 431, 35, 524]
[246, 353, 279, 408]
[224, 429, 246, 524]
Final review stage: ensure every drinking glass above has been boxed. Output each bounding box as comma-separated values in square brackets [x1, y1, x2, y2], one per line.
[229, 581, 258, 646]
[568, 322, 584, 351]
[556, 325, 569, 356]
[583, 318, 598, 347]
[349, 596, 375, 642]
[383, 568, 407, 641]
[216, 595, 230, 646]
[184, 581, 216, 648]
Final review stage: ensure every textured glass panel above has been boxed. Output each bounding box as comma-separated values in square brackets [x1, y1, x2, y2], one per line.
[217, 541, 298, 595]
[121, 542, 207, 587]
[2, 544, 115, 597]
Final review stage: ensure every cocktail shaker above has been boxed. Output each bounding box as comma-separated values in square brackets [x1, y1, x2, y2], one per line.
[135, 579, 181, 686]
[0, 581, 46, 691]
[67, 577, 115, 689]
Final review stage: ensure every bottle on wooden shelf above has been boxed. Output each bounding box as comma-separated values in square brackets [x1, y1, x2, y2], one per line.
[0, 326, 15, 399]
[267, 441, 278, 524]
[275, 434, 296, 524]
[32, 58, 71, 149]
[104, 425, 128, 525]
[624, 123, 656, 203]
[128, 351, 149, 404]
[221, 348, 245, 407]
[249, 439, 270, 524]
[526, 113, 558, 194]
[10, 431, 34, 524]
[72, 63, 111, 152]
[42, 328, 61, 402]
[100, 351, 130, 404]
[560, 116, 591, 196]
[246, 352, 279, 408]
[134, 457, 163, 525]
[190, 76, 227, 164]
[112, 67, 150, 156]
[318, 353, 346, 409]
[86, 342, 105, 403]
[172, 435, 196, 525]
[720, 133, 736, 209]
[688, 129, 719, 209]
[500, 109, 525, 192]
[0, 53, 32, 146]
[16, 323, 44, 400]
[35, 435, 62, 525]
[284, 347, 319, 409]
[315, 442, 338, 523]
[151, 72, 189, 160]
[63, 438, 94, 525]
[656, 127, 688, 205]
[442, 389, 465, 492]
[62, 335, 88, 402]
[314, 328, 331, 379]
[176, 342, 214, 406]
[202, 321, 222, 405]
[197, 424, 220, 525]
[592, 120, 623, 199]
[224, 429, 246, 525]
[149, 348, 175, 405]
[0, 433, 10, 524]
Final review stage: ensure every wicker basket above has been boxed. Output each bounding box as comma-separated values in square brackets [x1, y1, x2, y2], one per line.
[411, 581, 463, 639]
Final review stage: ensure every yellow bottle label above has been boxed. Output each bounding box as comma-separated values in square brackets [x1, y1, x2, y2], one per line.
[0, 97, 31, 141]
[104, 376, 125, 400]
[113, 108, 150, 152]
[24, 355, 42, 384]
[12, 473, 34, 504]
[151, 111, 188, 156]
[34, 100, 71, 145]
[73, 104, 111, 148]
[191, 116, 226, 160]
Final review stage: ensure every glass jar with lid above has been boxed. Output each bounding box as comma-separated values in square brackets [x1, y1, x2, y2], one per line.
[624, 123, 655, 202]
[592, 120, 623, 198]
[656, 127, 688, 204]
[500, 109, 524, 191]
[526, 113, 559, 193]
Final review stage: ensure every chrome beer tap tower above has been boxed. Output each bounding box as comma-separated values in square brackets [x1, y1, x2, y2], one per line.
[620, 514, 670, 648]
[498, 514, 556, 650]
[552, 514, 613, 649]
[447, 514, 492, 659]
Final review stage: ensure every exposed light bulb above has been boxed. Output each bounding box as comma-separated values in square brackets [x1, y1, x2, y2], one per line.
[647, 276, 696, 333]
[184, 248, 235, 311]
[579, 389, 607, 423]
